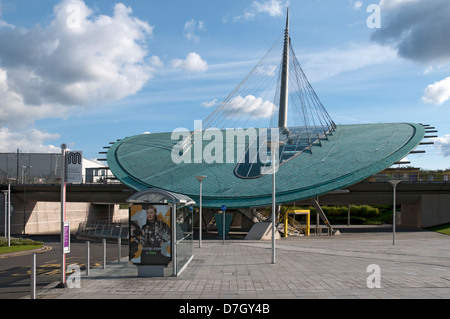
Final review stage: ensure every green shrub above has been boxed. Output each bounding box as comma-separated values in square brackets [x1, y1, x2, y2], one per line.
[289, 205, 382, 225]
[0, 237, 43, 247]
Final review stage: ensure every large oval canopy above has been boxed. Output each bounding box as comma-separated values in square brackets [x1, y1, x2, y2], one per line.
[107, 123, 425, 209]
[106, 11, 426, 208]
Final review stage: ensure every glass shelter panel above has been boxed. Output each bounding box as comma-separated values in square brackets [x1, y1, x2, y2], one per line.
[127, 188, 195, 277]
[129, 204, 172, 266]
[175, 205, 194, 275]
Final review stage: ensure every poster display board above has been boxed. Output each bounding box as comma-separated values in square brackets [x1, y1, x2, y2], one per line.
[129, 204, 172, 265]
[63, 222, 70, 254]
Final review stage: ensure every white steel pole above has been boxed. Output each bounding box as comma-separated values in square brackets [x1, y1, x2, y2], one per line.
[271, 148, 276, 264]
[118, 237, 121, 263]
[7, 183, 11, 247]
[103, 238, 107, 269]
[195, 176, 206, 248]
[393, 184, 396, 246]
[3, 191, 6, 239]
[60, 144, 67, 287]
[86, 241, 90, 276]
[389, 180, 401, 246]
[172, 204, 177, 277]
[199, 180, 202, 248]
[31, 254, 36, 299]
[223, 208, 225, 244]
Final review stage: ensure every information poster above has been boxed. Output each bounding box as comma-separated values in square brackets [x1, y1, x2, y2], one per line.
[63, 222, 70, 254]
[129, 204, 172, 265]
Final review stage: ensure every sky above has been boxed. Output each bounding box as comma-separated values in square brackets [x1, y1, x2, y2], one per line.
[0, 0, 449, 170]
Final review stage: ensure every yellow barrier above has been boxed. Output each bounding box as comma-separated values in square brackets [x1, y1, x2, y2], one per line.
[283, 209, 310, 237]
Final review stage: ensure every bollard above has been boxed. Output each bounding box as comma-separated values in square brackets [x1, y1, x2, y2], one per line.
[102, 238, 106, 269]
[31, 254, 36, 299]
[223, 212, 225, 245]
[86, 241, 90, 276]
[118, 237, 121, 263]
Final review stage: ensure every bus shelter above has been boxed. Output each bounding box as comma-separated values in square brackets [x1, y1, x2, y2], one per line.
[127, 188, 195, 277]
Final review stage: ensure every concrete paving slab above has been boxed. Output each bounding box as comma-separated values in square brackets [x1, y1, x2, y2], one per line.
[35, 226, 450, 301]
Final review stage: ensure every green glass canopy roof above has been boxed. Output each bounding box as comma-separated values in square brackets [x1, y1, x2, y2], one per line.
[107, 123, 425, 209]
[106, 11, 426, 208]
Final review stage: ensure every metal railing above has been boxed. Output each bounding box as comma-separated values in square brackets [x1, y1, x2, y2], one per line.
[278, 215, 308, 236]
[0, 174, 122, 186]
[76, 220, 129, 241]
[367, 171, 450, 183]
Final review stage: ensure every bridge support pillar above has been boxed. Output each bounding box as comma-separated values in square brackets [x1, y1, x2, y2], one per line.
[401, 194, 450, 229]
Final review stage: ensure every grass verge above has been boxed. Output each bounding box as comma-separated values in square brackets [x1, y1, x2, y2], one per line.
[0, 237, 44, 254]
[426, 224, 450, 236]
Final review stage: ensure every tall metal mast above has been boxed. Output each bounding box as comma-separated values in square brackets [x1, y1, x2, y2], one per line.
[278, 8, 290, 129]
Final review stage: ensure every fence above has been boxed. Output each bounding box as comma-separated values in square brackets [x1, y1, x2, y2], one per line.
[367, 171, 450, 183]
[76, 220, 129, 242]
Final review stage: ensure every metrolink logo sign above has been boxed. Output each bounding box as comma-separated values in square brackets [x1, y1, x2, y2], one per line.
[66, 151, 83, 183]
[170, 120, 282, 174]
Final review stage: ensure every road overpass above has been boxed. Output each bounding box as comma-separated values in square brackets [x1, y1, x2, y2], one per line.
[2, 179, 450, 234]
[4, 180, 450, 206]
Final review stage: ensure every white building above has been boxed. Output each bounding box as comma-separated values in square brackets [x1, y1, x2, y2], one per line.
[0, 152, 114, 184]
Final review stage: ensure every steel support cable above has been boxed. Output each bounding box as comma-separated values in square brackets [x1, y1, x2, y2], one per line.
[239, 79, 281, 177]
[215, 31, 337, 178]
[290, 44, 334, 132]
[286, 44, 334, 152]
[209, 36, 282, 130]
[238, 80, 281, 176]
[291, 65, 313, 144]
[290, 50, 322, 135]
[209, 58, 278, 130]
[202, 33, 284, 131]
[245, 49, 286, 174]
[223, 46, 283, 130]
[226, 46, 280, 128]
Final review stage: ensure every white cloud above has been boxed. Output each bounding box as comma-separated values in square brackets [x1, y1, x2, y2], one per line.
[0, 0, 155, 151]
[0, 0, 13, 29]
[433, 134, 450, 157]
[372, 0, 450, 64]
[149, 55, 164, 69]
[252, 0, 286, 17]
[183, 19, 206, 42]
[235, 0, 287, 21]
[422, 77, 450, 105]
[0, 127, 60, 153]
[222, 95, 277, 119]
[201, 99, 219, 108]
[379, 0, 420, 10]
[299, 43, 398, 83]
[353, 1, 363, 10]
[172, 52, 208, 74]
[257, 65, 277, 77]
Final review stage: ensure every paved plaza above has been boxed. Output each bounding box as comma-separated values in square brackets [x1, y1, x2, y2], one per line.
[37, 226, 450, 300]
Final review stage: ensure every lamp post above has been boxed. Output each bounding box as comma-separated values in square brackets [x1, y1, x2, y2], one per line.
[59, 144, 67, 287]
[22, 165, 31, 234]
[265, 139, 284, 264]
[389, 180, 401, 246]
[2, 190, 7, 239]
[7, 183, 10, 247]
[2, 184, 10, 246]
[195, 176, 207, 248]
